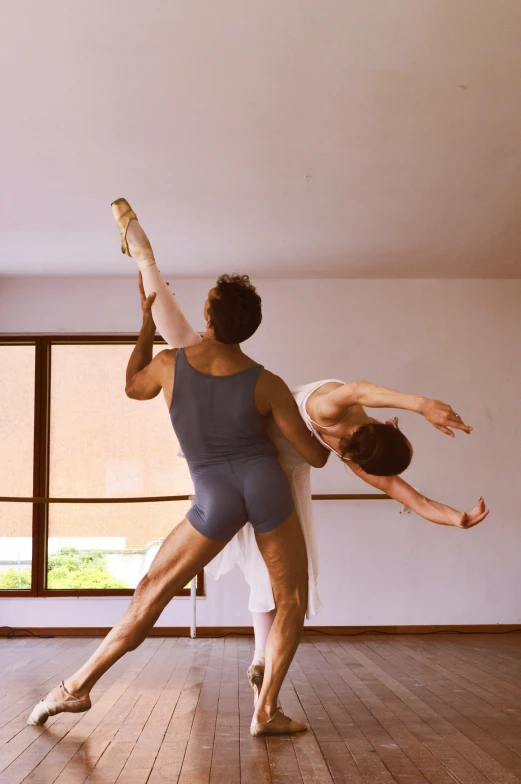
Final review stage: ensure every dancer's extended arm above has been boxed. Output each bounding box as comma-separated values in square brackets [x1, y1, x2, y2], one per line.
[317, 381, 471, 437]
[347, 463, 489, 528]
[125, 288, 169, 400]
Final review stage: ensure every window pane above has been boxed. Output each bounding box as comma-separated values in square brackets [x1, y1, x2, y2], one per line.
[0, 503, 33, 590]
[0, 345, 35, 590]
[0, 345, 35, 496]
[49, 345, 193, 498]
[47, 500, 191, 589]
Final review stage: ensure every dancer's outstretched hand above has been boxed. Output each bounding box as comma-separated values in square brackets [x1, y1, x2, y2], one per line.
[138, 272, 156, 322]
[420, 399, 472, 437]
[454, 497, 489, 528]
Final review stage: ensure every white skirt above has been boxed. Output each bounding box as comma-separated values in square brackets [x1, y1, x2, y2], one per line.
[205, 417, 322, 619]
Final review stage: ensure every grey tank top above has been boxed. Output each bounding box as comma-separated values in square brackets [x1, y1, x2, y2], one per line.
[169, 348, 277, 465]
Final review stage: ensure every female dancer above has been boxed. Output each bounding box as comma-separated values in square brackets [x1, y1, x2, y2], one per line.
[112, 199, 489, 697]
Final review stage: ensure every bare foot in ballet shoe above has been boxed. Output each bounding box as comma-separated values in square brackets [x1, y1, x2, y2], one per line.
[111, 198, 156, 271]
[27, 681, 91, 726]
[250, 707, 307, 737]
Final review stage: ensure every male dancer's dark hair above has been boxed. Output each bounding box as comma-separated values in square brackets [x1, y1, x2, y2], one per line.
[208, 274, 262, 343]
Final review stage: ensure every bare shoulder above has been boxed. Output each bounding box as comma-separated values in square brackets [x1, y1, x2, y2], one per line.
[156, 348, 177, 366]
[257, 369, 288, 394]
[255, 369, 291, 416]
[154, 348, 177, 386]
[311, 381, 343, 399]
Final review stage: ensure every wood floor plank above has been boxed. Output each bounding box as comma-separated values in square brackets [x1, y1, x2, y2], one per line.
[318, 741, 366, 784]
[70, 639, 179, 784]
[339, 638, 509, 783]
[0, 639, 99, 726]
[145, 639, 205, 784]
[148, 639, 214, 784]
[291, 645, 397, 784]
[295, 640, 424, 784]
[332, 637, 520, 784]
[266, 737, 304, 784]
[115, 638, 193, 784]
[0, 639, 63, 688]
[237, 635, 271, 784]
[1, 633, 521, 784]
[49, 641, 167, 784]
[0, 640, 164, 784]
[395, 636, 521, 709]
[209, 637, 240, 784]
[278, 676, 334, 784]
[367, 637, 521, 776]
[177, 638, 224, 784]
[414, 635, 521, 688]
[384, 637, 521, 749]
[0, 639, 107, 748]
[306, 640, 456, 784]
[0, 639, 104, 758]
[289, 645, 343, 744]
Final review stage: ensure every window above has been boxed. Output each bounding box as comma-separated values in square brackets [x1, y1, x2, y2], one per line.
[0, 343, 36, 594]
[0, 337, 203, 597]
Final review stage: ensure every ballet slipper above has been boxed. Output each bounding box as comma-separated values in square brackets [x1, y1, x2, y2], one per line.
[250, 708, 307, 737]
[111, 198, 156, 271]
[27, 681, 91, 726]
[247, 664, 264, 702]
[111, 198, 138, 256]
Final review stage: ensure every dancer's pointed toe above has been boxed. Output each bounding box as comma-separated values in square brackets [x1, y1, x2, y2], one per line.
[27, 682, 91, 726]
[111, 198, 138, 256]
[111, 198, 155, 269]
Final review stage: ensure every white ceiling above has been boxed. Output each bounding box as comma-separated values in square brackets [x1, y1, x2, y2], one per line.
[1, 0, 521, 278]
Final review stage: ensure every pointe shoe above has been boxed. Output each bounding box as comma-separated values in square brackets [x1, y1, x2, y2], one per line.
[247, 664, 264, 702]
[111, 197, 138, 256]
[27, 682, 91, 726]
[250, 708, 307, 737]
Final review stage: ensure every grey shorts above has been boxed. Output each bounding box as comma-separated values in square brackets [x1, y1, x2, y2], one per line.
[186, 454, 294, 541]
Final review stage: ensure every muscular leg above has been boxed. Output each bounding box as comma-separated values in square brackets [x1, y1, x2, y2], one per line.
[29, 519, 225, 724]
[125, 220, 202, 349]
[253, 511, 308, 727]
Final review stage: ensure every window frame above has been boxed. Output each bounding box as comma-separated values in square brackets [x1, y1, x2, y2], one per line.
[0, 335, 204, 598]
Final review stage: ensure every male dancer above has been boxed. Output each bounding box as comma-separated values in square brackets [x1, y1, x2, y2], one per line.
[28, 248, 328, 736]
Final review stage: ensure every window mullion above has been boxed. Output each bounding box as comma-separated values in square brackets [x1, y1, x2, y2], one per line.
[34, 338, 51, 596]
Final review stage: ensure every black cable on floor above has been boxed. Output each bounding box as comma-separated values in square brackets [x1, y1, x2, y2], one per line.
[0, 626, 54, 639]
[303, 627, 521, 637]
[189, 627, 521, 639]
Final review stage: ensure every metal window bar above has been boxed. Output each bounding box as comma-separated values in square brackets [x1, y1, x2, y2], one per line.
[0, 492, 390, 638]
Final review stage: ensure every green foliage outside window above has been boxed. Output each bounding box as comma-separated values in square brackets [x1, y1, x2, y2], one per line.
[0, 568, 32, 589]
[0, 546, 128, 590]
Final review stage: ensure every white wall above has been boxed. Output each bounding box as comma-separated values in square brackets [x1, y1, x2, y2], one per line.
[1, 276, 520, 627]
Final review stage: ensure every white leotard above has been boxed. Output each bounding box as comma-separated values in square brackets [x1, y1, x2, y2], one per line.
[293, 379, 346, 456]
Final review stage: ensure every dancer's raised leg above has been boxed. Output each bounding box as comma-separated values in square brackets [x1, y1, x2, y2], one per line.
[140, 264, 202, 349]
[28, 519, 225, 725]
[250, 512, 308, 735]
[112, 198, 201, 348]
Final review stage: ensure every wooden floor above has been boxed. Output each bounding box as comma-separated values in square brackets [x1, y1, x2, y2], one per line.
[1, 633, 521, 783]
